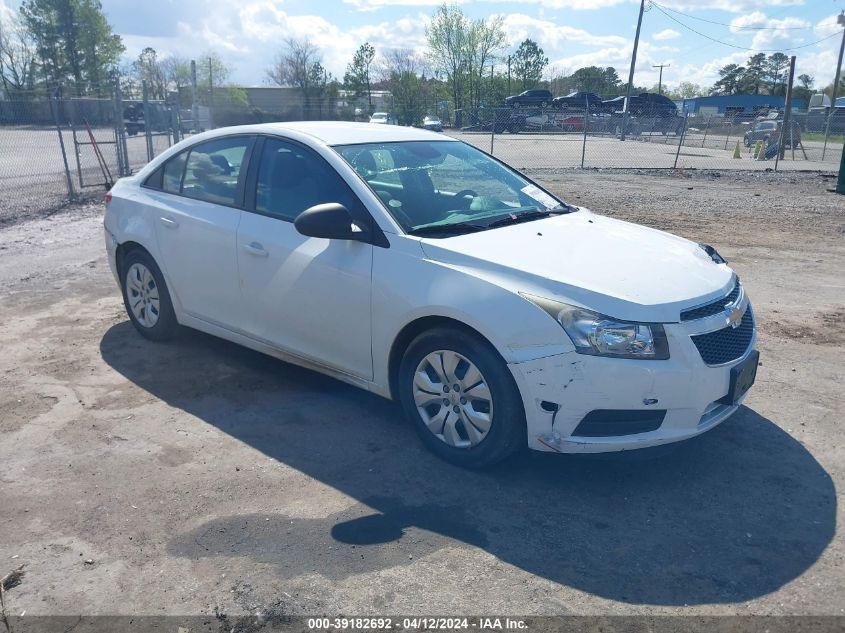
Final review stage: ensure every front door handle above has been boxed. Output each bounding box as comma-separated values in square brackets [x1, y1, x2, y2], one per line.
[242, 241, 269, 258]
[159, 216, 179, 229]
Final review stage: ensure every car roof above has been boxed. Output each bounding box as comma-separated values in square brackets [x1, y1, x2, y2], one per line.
[191, 121, 448, 146]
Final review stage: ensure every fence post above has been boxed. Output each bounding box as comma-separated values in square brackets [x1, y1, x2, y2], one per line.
[50, 91, 75, 201]
[191, 59, 199, 134]
[170, 106, 181, 144]
[701, 115, 711, 148]
[673, 113, 688, 169]
[113, 77, 130, 176]
[581, 96, 589, 169]
[143, 80, 154, 162]
[490, 108, 495, 155]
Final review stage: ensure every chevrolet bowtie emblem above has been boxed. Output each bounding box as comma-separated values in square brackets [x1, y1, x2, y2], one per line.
[725, 304, 743, 329]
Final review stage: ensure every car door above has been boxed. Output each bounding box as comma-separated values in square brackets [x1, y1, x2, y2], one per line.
[236, 136, 374, 380]
[148, 135, 254, 328]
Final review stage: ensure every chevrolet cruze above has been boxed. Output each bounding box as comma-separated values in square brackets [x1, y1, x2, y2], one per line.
[104, 122, 758, 468]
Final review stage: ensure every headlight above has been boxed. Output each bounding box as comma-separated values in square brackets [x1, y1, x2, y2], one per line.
[521, 294, 670, 360]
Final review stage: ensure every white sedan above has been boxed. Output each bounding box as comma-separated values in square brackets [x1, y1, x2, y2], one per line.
[104, 122, 758, 468]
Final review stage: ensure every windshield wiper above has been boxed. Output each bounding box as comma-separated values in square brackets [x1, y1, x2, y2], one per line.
[407, 222, 488, 236]
[485, 209, 566, 229]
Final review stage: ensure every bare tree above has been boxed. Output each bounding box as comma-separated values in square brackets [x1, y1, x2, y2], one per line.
[160, 55, 192, 92]
[467, 16, 505, 109]
[427, 4, 470, 116]
[0, 11, 37, 94]
[266, 38, 321, 92]
[378, 48, 430, 125]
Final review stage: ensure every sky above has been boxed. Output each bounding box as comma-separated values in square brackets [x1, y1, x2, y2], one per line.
[3, 0, 845, 92]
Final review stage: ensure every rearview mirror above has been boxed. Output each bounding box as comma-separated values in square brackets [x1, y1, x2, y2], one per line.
[294, 203, 368, 242]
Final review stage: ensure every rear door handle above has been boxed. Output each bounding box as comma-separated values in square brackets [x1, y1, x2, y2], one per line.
[159, 216, 179, 229]
[242, 241, 269, 258]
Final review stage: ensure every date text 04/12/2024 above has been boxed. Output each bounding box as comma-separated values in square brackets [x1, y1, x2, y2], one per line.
[307, 618, 529, 630]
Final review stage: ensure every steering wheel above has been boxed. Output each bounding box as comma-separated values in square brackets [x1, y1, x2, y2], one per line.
[453, 189, 478, 209]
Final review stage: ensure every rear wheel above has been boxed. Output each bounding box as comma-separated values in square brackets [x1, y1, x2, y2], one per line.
[398, 328, 525, 468]
[121, 249, 178, 341]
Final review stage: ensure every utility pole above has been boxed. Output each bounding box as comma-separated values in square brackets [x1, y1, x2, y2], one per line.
[507, 56, 512, 94]
[822, 11, 845, 160]
[190, 59, 198, 133]
[208, 58, 213, 110]
[653, 63, 670, 95]
[621, 0, 646, 141]
[777, 55, 796, 163]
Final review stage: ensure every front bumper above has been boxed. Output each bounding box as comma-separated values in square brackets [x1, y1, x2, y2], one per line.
[509, 308, 757, 453]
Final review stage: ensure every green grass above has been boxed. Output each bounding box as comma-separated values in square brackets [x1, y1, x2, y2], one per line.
[802, 132, 845, 144]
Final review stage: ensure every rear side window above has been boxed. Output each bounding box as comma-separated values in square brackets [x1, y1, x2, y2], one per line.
[163, 151, 188, 193]
[181, 137, 250, 205]
[144, 166, 163, 189]
[254, 138, 363, 222]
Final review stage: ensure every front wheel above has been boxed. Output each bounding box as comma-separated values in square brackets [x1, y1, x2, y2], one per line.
[398, 328, 525, 468]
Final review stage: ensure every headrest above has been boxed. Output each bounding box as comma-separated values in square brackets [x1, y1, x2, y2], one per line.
[271, 151, 309, 187]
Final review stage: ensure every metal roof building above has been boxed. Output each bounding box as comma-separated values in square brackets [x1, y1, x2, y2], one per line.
[675, 94, 807, 116]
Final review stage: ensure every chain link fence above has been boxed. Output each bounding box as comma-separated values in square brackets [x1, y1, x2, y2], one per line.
[444, 106, 843, 172]
[2, 84, 843, 224]
[0, 82, 183, 223]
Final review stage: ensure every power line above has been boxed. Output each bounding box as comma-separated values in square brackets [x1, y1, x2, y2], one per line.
[650, 3, 841, 52]
[649, 1, 810, 31]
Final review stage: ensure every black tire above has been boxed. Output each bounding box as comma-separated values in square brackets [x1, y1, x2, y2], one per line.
[398, 328, 525, 469]
[120, 248, 178, 342]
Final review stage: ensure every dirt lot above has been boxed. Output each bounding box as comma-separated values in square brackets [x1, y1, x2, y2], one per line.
[0, 170, 843, 619]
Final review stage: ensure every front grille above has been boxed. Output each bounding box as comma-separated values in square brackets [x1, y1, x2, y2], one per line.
[691, 307, 754, 365]
[681, 282, 741, 321]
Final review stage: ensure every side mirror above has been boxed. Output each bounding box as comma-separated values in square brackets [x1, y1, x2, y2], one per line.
[294, 203, 368, 242]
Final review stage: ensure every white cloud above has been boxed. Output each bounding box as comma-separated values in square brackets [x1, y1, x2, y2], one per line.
[652, 28, 681, 41]
[658, 0, 804, 13]
[498, 13, 627, 48]
[343, 0, 460, 10]
[344, 0, 626, 11]
[815, 13, 843, 37]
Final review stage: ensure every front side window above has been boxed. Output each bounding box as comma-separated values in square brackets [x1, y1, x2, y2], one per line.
[254, 138, 363, 222]
[336, 140, 571, 235]
[181, 137, 250, 206]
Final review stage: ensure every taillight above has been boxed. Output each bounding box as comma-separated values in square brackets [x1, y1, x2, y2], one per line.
[105, 191, 113, 207]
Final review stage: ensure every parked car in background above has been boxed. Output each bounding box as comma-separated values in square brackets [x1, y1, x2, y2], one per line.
[422, 115, 443, 132]
[637, 92, 678, 116]
[105, 121, 757, 468]
[744, 119, 801, 148]
[599, 95, 639, 114]
[600, 93, 677, 118]
[505, 89, 553, 109]
[370, 112, 398, 125]
[552, 92, 602, 110]
[557, 115, 585, 132]
[805, 106, 845, 134]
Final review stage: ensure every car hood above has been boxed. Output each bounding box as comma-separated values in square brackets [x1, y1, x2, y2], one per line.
[418, 209, 734, 323]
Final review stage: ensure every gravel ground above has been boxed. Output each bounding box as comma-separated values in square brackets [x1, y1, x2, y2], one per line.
[0, 169, 843, 619]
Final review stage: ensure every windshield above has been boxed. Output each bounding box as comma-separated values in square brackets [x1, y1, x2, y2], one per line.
[334, 140, 571, 235]
[371, 114, 387, 120]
